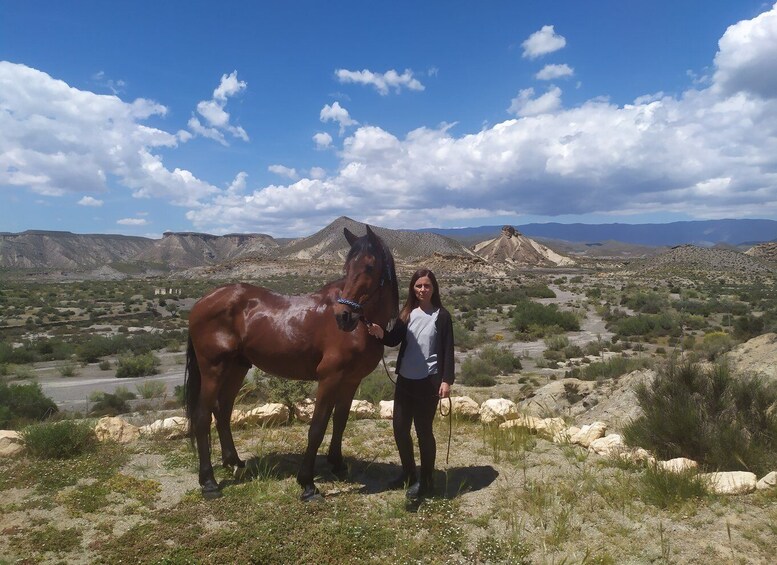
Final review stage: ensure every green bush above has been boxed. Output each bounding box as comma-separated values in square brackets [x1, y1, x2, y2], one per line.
[565, 356, 652, 381]
[21, 419, 97, 459]
[115, 353, 160, 379]
[460, 344, 522, 387]
[135, 380, 166, 399]
[355, 367, 395, 404]
[453, 320, 488, 351]
[58, 361, 79, 377]
[698, 331, 734, 360]
[624, 361, 777, 476]
[543, 334, 569, 351]
[89, 387, 136, 416]
[237, 369, 312, 420]
[511, 301, 579, 337]
[98, 359, 112, 371]
[0, 381, 58, 429]
[458, 358, 497, 387]
[639, 465, 709, 509]
[610, 312, 680, 339]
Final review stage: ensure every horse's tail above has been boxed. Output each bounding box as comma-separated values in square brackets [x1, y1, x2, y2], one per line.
[183, 335, 200, 446]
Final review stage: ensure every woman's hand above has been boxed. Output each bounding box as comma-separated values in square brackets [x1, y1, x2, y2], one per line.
[439, 381, 450, 399]
[367, 322, 384, 339]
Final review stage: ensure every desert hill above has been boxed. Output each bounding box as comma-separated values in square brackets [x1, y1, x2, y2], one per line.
[632, 244, 775, 275]
[133, 231, 278, 269]
[0, 230, 152, 269]
[745, 242, 777, 264]
[283, 216, 480, 262]
[473, 226, 574, 267]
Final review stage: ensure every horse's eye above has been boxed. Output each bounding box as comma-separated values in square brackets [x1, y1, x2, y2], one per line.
[365, 265, 374, 273]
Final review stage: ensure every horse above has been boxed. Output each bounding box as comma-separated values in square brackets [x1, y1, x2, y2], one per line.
[184, 225, 399, 501]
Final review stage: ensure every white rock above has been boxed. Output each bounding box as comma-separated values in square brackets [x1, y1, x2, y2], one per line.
[701, 471, 757, 495]
[230, 409, 247, 424]
[479, 398, 518, 424]
[618, 447, 655, 465]
[378, 400, 394, 419]
[94, 416, 140, 444]
[756, 471, 777, 490]
[588, 434, 625, 456]
[499, 415, 566, 437]
[499, 414, 543, 431]
[553, 426, 579, 444]
[570, 422, 607, 447]
[294, 399, 315, 423]
[448, 396, 480, 420]
[141, 416, 188, 439]
[0, 430, 25, 457]
[350, 399, 375, 419]
[657, 457, 698, 474]
[242, 403, 289, 426]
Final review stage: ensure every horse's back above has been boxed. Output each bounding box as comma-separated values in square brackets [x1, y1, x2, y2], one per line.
[188, 282, 344, 379]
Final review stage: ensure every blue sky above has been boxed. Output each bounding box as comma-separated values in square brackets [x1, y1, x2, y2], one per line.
[2, 1, 777, 237]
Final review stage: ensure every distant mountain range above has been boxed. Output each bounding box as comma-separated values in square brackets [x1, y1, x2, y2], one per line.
[422, 219, 777, 247]
[1, 217, 774, 272]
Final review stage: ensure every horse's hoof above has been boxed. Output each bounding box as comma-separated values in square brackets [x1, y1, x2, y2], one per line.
[232, 465, 248, 481]
[300, 486, 323, 503]
[201, 480, 222, 500]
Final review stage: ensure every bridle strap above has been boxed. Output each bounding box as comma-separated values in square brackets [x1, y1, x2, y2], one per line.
[336, 297, 362, 310]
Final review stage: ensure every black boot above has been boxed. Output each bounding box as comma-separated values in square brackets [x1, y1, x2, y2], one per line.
[406, 473, 434, 501]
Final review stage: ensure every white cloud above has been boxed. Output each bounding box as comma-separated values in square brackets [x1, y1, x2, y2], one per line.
[508, 86, 563, 116]
[309, 167, 326, 179]
[313, 131, 333, 149]
[227, 172, 248, 194]
[0, 62, 218, 206]
[522, 25, 566, 59]
[536, 64, 574, 80]
[268, 164, 299, 180]
[7, 5, 777, 239]
[335, 68, 424, 95]
[189, 3, 777, 238]
[713, 4, 777, 98]
[189, 71, 249, 145]
[117, 217, 148, 226]
[320, 101, 358, 134]
[78, 196, 103, 207]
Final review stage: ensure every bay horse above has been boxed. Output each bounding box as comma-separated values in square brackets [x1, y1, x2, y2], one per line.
[184, 225, 399, 501]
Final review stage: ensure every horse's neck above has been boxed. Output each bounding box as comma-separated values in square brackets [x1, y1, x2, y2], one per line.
[365, 286, 394, 327]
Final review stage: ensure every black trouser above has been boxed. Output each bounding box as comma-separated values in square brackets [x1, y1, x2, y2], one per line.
[393, 373, 440, 486]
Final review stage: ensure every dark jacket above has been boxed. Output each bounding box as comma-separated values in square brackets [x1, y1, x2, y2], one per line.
[381, 306, 455, 385]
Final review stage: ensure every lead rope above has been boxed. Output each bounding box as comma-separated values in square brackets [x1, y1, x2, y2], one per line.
[439, 395, 453, 466]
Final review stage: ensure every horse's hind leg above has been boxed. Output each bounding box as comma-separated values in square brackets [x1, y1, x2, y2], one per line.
[214, 362, 250, 476]
[192, 377, 221, 498]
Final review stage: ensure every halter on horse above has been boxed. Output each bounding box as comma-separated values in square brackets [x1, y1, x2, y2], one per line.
[184, 225, 398, 500]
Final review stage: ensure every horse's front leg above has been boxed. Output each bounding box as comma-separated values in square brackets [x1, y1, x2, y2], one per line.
[327, 389, 358, 478]
[297, 395, 335, 501]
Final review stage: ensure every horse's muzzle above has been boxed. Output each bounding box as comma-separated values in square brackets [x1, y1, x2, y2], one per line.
[335, 309, 360, 332]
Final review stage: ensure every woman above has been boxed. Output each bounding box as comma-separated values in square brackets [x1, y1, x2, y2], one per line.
[367, 268, 455, 501]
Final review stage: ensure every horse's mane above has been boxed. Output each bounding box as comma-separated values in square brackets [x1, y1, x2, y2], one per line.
[345, 232, 399, 327]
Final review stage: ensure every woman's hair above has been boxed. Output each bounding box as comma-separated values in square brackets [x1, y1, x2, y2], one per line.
[399, 268, 442, 322]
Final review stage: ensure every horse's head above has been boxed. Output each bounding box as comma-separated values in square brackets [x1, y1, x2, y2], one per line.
[334, 225, 398, 332]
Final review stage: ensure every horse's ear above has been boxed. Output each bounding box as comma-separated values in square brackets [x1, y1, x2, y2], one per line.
[365, 225, 377, 242]
[343, 228, 359, 247]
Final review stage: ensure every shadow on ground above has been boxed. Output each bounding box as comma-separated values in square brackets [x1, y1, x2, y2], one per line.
[219, 452, 498, 500]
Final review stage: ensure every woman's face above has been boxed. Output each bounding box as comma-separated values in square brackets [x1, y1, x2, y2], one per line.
[413, 276, 434, 306]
